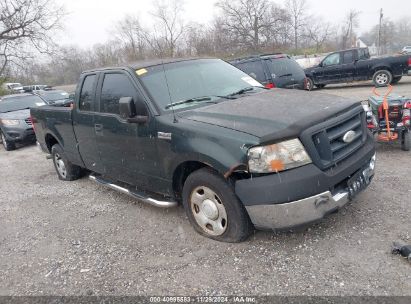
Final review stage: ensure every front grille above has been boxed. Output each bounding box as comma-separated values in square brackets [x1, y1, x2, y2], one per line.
[25, 118, 32, 126]
[301, 108, 367, 170]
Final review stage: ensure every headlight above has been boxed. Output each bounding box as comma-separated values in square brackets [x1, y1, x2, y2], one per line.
[248, 139, 312, 173]
[0, 119, 19, 126]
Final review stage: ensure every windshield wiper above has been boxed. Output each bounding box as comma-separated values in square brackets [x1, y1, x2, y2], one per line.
[224, 86, 267, 98]
[165, 96, 217, 109]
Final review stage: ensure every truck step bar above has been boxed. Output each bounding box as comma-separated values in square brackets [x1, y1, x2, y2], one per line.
[89, 174, 178, 208]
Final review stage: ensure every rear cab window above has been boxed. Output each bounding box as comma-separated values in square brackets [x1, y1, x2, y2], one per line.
[79, 74, 97, 111]
[342, 51, 354, 64]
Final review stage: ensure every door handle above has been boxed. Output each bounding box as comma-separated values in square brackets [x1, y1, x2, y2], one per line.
[94, 123, 103, 133]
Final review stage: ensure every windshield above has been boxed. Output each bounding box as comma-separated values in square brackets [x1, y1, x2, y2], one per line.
[0, 95, 46, 113]
[265, 57, 305, 79]
[40, 91, 69, 102]
[137, 59, 263, 111]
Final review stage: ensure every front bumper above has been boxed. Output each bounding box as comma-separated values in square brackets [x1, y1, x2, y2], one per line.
[1, 126, 36, 143]
[244, 154, 375, 230]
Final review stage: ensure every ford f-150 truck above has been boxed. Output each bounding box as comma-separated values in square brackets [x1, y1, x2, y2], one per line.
[31, 58, 376, 242]
[305, 47, 411, 89]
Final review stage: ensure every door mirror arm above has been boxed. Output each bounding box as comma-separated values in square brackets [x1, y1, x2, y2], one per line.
[127, 115, 149, 124]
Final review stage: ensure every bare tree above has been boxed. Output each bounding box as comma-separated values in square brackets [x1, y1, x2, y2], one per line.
[307, 18, 333, 52]
[0, 0, 65, 75]
[341, 9, 360, 49]
[114, 15, 147, 61]
[216, 0, 285, 52]
[286, 0, 308, 50]
[150, 0, 185, 57]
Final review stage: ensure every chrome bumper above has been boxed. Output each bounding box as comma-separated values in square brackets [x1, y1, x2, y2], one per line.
[246, 154, 375, 230]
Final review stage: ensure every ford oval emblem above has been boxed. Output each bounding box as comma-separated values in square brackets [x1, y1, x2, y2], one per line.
[342, 130, 356, 143]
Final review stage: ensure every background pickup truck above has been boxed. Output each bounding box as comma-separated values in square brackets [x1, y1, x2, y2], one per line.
[31, 58, 376, 242]
[305, 47, 411, 89]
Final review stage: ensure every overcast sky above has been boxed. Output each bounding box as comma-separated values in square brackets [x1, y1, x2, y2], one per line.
[57, 0, 411, 47]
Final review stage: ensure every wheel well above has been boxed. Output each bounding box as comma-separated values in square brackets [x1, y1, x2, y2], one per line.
[172, 161, 210, 200]
[45, 134, 59, 153]
[373, 67, 392, 76]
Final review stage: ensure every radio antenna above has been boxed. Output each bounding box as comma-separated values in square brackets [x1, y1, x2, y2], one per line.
[160, 56, 178, 123]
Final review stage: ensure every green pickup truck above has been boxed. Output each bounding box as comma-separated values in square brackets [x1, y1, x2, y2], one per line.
[31, 58, 376, 242]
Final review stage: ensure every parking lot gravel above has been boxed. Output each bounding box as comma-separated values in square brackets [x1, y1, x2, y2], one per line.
[1, 79, 410, 296]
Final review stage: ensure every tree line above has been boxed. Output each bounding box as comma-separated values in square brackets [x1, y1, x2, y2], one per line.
[1, 0, 410, 86]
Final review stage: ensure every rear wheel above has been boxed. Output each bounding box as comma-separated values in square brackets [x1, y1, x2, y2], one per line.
[182, 168, 253, 242]
[401, 131, 410, 151]
[306, 78, 314, 91]
[391, 76, 402, 84]
[51, 144, 83, 180]
[0, 131, 15, 151]
[373, 70, 392, 87]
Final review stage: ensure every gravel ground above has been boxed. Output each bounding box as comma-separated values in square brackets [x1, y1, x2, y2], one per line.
[0, 80, 410, 296]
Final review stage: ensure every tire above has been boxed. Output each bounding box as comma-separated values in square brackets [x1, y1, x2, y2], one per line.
[306, 78, 314, 91]
[0, 131, 16, 151]
[51, 144, 83, 181]
[391, 76, 402, 84]
[316, 84, 326, 89]
[402, 131, 411, 151]
[372, 70, 392, 87]
[182, 168, 253, 242]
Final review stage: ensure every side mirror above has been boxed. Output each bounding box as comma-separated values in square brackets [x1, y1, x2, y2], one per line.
[119, 96, 149, 124]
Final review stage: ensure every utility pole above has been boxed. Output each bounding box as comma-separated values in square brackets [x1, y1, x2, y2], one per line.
[378, 8, 383, 55]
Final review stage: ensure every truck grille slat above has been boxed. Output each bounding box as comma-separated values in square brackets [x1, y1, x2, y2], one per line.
[303, 110, 366, 170]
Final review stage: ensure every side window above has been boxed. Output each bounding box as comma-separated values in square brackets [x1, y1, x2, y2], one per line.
[79, 74, 97, 111]
[342, 51, 354, 64]
[100, 73, 137, 115]
[322, 53, 341, 66]
[236, 60, 266, 83]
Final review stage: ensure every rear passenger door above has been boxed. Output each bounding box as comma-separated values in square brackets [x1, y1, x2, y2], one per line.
[339, 50, 356, 82]
[94, 70, 159, 187]
[72, 73, 104, 173]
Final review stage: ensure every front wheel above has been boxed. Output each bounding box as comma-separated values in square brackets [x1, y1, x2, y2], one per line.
[182, 168, 253, 242]
[402, 131, 411, 151]
[0, 131, 15, 151]
[373, 70, 392, 87]
[51, 144, 83, 180]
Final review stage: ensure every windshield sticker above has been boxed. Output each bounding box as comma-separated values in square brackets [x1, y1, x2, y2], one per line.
[241, 76, 262, 87]
[136, 68, 148, 76]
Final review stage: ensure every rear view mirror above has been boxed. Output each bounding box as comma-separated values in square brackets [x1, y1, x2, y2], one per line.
[119, 97, 136, 119]
[119, 96, 149, 124]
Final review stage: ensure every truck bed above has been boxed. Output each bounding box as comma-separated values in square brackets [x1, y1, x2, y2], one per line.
[31, 106, 83, 165]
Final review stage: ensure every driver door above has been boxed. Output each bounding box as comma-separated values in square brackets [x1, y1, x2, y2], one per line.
[317, 53, 343, 84]
[94, 71, 159, 188]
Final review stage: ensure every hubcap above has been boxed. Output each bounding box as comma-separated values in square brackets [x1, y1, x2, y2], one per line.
[54, 153, 67, 178]
[190, 186, 228, 236]
[376, 73, 388, 85]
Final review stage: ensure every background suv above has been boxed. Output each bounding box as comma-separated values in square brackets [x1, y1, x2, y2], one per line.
[230, 54, 308, 90]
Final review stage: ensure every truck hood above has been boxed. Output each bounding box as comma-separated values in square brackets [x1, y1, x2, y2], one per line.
[0, 109, 30, 120]
[178, 89, 360, 141]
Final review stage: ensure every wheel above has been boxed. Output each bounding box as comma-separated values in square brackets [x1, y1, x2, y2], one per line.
[0, 131, 16, 151]
[391, 76, 402, 84]
[306, 78, 314, 91]
[373, 70, 392, 87]
[182, 168, 253, 242]
[51, 144, 83, 181]
[401, 131, 410, 151]
[316, 84, 326, 89]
